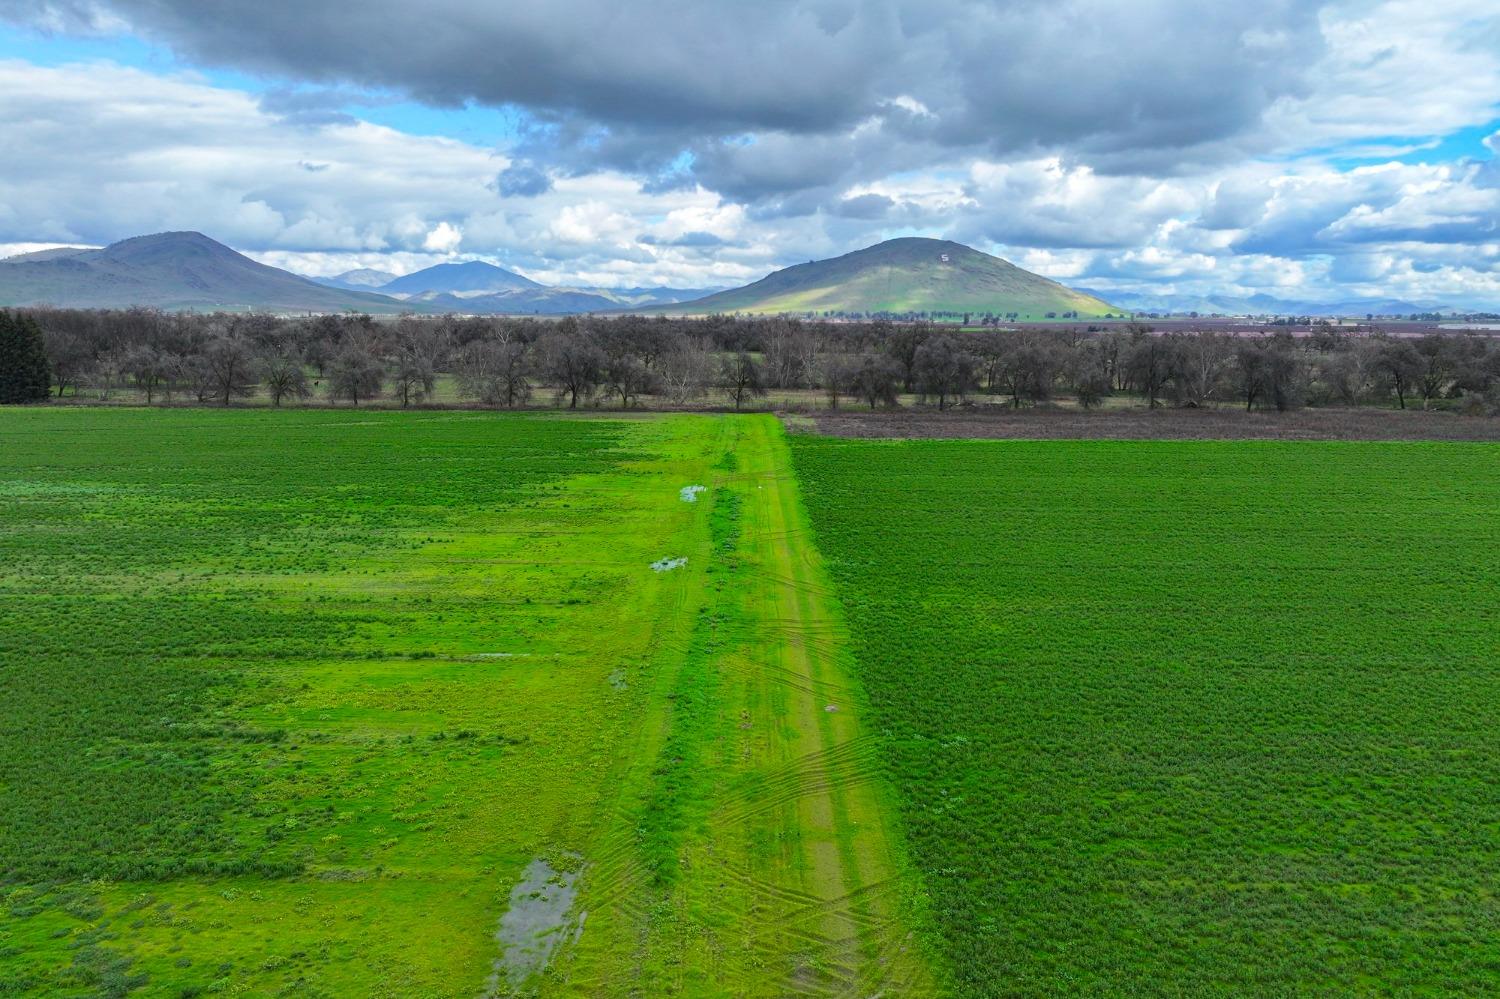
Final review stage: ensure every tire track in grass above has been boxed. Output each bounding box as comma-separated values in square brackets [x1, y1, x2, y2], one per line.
[692, 415, 938, 997]
[541, 415, 938, 997]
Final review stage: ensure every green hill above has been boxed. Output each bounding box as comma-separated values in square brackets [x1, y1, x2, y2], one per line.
[666, 237, 1118, 318]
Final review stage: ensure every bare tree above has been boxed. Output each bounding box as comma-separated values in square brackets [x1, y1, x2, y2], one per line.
[913, 334, 976, 410]
[603, 353, 657, 408]
[1317, 340, 1376, 406]
[261, 350, 311, 406]
[718, 351, 766, 410]
[885, 321, 932, 392]
[181, 354, 215, 403]
[89, 350, 130, 400]
[850, 354, 901, 409]
[1171, 332, 1231, 407]
[392, 352, 433, 407]
[819, 353, 857, 409]
[1452, 336, 1500, 399]
[1413, 333, 1457, 408]
[1234, 335, 1304, 411]
[992, 337, 1061, 408]
[121, 344, 176, 404]
[536, 323, 605, 408]
[41, 328, 92, 397]
[1374, 340, 1423, 409]
[656, 339, 711, 405]
[1095, 331, 1127, 391]
[203, 333, 260, 406]
[391, 317, 445, 406]
[1123, 331, 1172, 409]
[762, 318, 814, 389]
[1069, 341, 1113, 409]
[328, 338, 384, 406]
[456, 339, 531, 407]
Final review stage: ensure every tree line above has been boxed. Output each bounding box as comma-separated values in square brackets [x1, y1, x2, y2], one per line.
[5, 307, 1500, 414]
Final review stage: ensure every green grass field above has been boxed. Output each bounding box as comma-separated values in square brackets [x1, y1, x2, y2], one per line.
[0, 409, 933, 997]
[5, 408, 1499, 997]
[790, 437, 1500, 995]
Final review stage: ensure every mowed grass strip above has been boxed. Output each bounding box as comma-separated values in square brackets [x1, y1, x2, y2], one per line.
[548, 418, 938, 997]
[789, 437, 1500, 996]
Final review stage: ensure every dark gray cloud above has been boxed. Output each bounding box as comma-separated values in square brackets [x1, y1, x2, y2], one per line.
[938, 4, 1322, 164]
[257, 87, 359, 127]
[639, 230, 725, 247]
[9, 0, 892, 131]
[831, 193, 893, 220]
[494, 161, 552, 197]
[1200, 177, 1272, 230]
[2, 0, 1325, 199]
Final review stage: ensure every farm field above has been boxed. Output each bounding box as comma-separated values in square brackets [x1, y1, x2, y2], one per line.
[790, 436, 1500, 995]
[0, 408, 933, 997]
[8, 405, 1500, 999]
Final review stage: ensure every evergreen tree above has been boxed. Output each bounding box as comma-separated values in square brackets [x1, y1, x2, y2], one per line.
[0, 310, 50, 403]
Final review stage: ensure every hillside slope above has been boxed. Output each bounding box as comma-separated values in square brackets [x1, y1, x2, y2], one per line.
[314, 268, 400, 291]
[0, 232, 406, 312]
[412, 286, 619, 314]
[379, 260, 541, 297]
[668, 237, 1117, 318]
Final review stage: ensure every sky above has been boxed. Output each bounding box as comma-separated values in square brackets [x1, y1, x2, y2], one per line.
[0, 0, 1496, 307]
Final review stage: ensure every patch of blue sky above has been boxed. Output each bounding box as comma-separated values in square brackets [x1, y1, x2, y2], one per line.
[0, 24, 233, 83]
[1318, 121, 1499, 169]
[0, 24, 523, 147]
[353, 100, 526, 147]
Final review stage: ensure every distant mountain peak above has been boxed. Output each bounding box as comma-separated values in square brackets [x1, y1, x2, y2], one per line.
[314, 267, 401, 292]
[102, 231, 235, 255]
[0, 230, 406, 312]
[379, 259, 541, 297]
[116, 230, 217, 244]
[662, 237, 1116, 317]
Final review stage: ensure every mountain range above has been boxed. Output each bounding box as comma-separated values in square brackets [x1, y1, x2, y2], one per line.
[0, 230, 1454, 319]
[0, 233, 725, 314]
[313, 260, 721, 313]
[1074, 287, 1444, 318]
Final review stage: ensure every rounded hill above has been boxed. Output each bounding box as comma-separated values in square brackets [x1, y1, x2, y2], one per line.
[669, 237, 1118, 318]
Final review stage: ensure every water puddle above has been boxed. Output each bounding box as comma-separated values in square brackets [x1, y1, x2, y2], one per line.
[650, 556, 687, 572]
[488, 857, 585, 994]
[679, 484, 707, 502]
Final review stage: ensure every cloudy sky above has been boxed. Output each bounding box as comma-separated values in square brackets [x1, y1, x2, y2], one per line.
[0, 0, 1497, 306]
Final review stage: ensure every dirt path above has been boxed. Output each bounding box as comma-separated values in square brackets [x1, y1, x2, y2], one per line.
[705, 415, 936, 996]
[543, 415, 938, 996]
